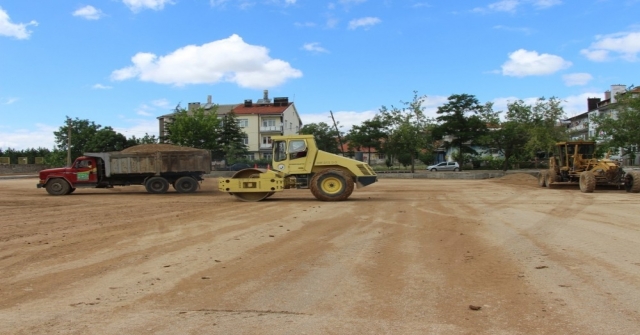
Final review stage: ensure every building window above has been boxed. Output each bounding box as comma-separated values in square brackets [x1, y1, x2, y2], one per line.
[238, 119, 248, 128]
[263, 119, 276, 127]
[245, 154, 255, 161]
[262, 136, 272, 145]
[242, 136, 249, 145]
[289, 122, 292, 130]
[377, 153, 385, 160]
[263, 153, 272, 160]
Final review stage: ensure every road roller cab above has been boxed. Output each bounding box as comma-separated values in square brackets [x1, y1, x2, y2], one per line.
[218, 134, 377, 201]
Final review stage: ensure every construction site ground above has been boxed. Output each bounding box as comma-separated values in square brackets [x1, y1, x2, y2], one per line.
[1, 175, 639, 335]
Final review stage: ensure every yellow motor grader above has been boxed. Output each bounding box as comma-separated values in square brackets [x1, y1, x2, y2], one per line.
[218, 135, 378, 201]
[538, 140, 640, 193]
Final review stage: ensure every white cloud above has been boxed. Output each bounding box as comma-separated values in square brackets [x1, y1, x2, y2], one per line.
[152, 98, 171, 108]
[531, 0, 562, 9]
[0, 6, 38, 39]
[580, 49, 609, 62]
[580, 31, 640, 62]
[473, 0, 560, 13]
[489, 0, 519, 12]
[210, 0, 230, 8]
[0, 124, 57, 150]
[501, 49, 572, 77]
[111, 34, 303, 88]
[348, 17, 381, 30]
[493, 25, 533, 35]
[114, 118, 159, 139]
[123, 0, 174, 12]
[561, 92, 601, 116]
[339, 0, 367, 5]
[299, 96, 449, 131]
[294, 21, 316, 28]
[300, 110, 378, 132]
[136, 106, 154, 116]
[474, 0, 520, 13]
[2, 97, 19, 105]
[562, 73, 593, 86]
[92, 83, 113, 89]
[326, 17, 339, 29]
[302, 42, 328, 53]
[72, 5, 103, 20]
[489, 93, 598, 118]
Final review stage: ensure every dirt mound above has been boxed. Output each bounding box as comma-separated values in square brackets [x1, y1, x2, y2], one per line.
[492, 173, 538, 186]
[121, 144, 202, 153]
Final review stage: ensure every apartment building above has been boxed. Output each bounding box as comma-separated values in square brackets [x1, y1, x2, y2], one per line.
[158, 91, 303, 161]
[565, 84, 640, 165]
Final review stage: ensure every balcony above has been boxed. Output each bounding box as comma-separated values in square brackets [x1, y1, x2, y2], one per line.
[259, 144, 273, 150]
[260, 125, 283, 133]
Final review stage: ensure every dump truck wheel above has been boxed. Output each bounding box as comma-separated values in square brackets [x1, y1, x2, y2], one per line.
[145, 177, 169, 194]
[46, 178, 70, 196]
[67, 187, 76, 194]
[174, 176, 199, 193]
[579, 171, 596, 193]
[624, 171, 640, 193]
[538, 171, 547, 187]
[310, 169, 354, 201]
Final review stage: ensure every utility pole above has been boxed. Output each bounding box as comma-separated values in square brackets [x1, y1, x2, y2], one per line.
[329, 110, 345, 156]
[66, 118, 72, 166]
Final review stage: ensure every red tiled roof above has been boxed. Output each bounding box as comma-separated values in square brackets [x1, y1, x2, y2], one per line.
[232, 102, 292, 115]
[340, 142, 378, 153]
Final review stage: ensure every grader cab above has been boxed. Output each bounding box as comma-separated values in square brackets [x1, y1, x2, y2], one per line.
[538, 141, 640, 193]
[218, 135, 378, 201]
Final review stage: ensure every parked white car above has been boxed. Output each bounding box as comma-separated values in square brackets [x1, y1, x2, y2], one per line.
[426, 161, 460, 172]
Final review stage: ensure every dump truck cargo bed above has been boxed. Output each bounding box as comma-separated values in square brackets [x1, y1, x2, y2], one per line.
[84, 150, 211, 177]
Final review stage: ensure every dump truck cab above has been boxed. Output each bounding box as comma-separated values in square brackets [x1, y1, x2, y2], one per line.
[219, 134, 377, 201]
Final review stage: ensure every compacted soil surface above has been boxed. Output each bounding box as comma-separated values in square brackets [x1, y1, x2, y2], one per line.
[1, 175, 639, 334]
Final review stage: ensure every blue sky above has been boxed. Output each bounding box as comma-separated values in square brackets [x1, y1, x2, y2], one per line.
[1, 0, 639, 150]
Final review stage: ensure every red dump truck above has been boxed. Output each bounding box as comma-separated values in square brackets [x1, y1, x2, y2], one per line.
[37, 146, 211, 195]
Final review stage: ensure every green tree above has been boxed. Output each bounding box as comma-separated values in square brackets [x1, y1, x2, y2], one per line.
[432, 94, 489, 170]
[377, 91, 433, 172]
[128, 133, 158, 145]
[590, 87, 640, 162]
[300, 122, 340, 154]
[523, 97, 567, 157]
[477, 97, 567, 170]
[215, 111, 248, 162]
[53, 117, 102, 164]
[346, 117, 387, 165]
[85, 127, 129, 152]
[165, 107, 222, 151]
[478, 103, 530, 171]
[0, 147, 52, 164]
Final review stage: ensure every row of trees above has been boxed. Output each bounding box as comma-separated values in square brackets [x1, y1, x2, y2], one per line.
[1, 104, 249, 167]
[301, 91, 569, 171]
[4, 88, 637, 170]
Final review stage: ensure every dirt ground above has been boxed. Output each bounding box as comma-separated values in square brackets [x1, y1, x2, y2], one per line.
[1, 175, 639, 335]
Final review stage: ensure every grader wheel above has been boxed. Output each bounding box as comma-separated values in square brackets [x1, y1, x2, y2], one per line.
[579, 171, 596, 193]
[230, 168, 271, 202]
[624, 171, 640, 193]
[310, 169, 354, 201]
[538, 171, 547, 187]
[546, 169, 557, 188]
